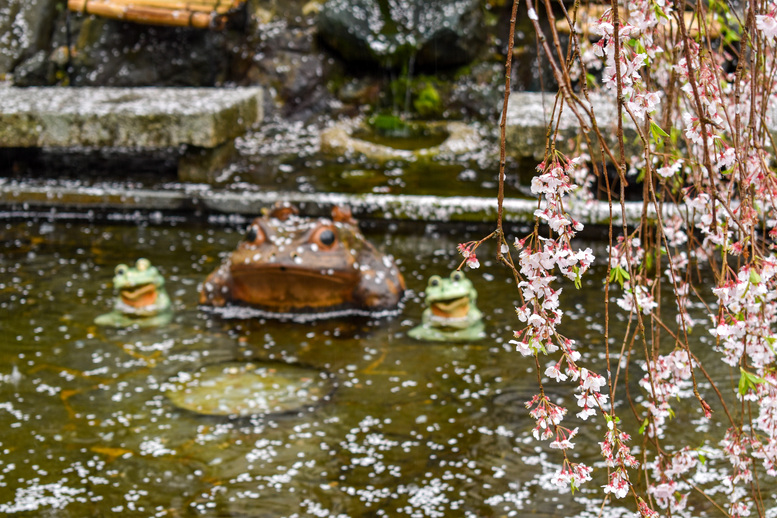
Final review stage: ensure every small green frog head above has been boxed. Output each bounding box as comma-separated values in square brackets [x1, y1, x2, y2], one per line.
[408, 270, 485, 342]
[95, 258, 172, 327]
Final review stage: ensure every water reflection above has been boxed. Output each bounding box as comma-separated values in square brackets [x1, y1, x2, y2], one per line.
[0, 217, 717, 516]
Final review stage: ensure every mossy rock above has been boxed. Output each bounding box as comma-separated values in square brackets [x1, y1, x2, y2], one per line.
[166, 361, 337, 417]
[317, 0, 485, 69]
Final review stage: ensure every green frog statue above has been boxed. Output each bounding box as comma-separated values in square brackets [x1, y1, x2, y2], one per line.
[95, 258, 172, 327]
[408, 270, 485, 342]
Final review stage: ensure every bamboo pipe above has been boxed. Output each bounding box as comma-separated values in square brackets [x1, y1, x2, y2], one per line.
[124, 6, 216, 28]
[76, 0, 238, 14]
[68, 0, 215, 28]
[68, 0, 230, 28]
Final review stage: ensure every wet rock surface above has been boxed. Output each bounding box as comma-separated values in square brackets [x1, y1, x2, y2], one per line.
[243, 17, 340, 120]
[15, 15, 244, 87]
[317, 0, 485, 69]
[504, 91, 638, 161]
[0, 84, 263, 148]
[0, 0, 59, 77]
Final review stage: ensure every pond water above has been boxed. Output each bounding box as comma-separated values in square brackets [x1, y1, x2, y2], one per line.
[351, 126, 450, 152]
[0, 215, 744, 516]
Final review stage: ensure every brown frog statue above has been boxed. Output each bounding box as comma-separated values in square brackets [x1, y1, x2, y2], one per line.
[199, 204, 405, 315]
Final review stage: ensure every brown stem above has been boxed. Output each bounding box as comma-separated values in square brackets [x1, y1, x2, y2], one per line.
[497, 0, 522, 258]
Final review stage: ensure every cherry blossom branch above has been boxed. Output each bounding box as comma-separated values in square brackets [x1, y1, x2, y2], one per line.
[496, 0, 521, 260]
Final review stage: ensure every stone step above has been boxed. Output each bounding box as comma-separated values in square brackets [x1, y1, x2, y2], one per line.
[0, 179, 665, 227]
[504, 91, 635, 161]
[505, 91, 777, 160]
[0, 84, 263, 181]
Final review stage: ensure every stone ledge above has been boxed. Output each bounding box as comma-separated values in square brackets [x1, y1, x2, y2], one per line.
[505, 91, 777, 161]
[0, 179, 670, 227]
[0, 84, 263, 149]
[505, 91, 635, 161]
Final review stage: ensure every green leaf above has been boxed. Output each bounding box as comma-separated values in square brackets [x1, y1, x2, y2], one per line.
[639, 417, 649, 435]
[766, 336, 777, 356]
[609, 266, 631, 289]
[653, 4, 669, 19]
[573, 266, 582, 289]
[739, 367, 767, 396]
[749, 270, 762, 284]
[629, 38, 647, 56]
[738, 369, 748, 396]
[709, 0, 729, 14]
[650, 121, 670, 139]
[698, 453, 706, 465]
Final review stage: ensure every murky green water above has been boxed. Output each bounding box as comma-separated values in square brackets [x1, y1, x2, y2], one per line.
[0, 216, 733, 516]
[229, 121, 522, 198]
[350, 126, 450, 152]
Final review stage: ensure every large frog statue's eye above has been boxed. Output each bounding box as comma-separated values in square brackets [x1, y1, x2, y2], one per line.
[245, 224, 265, 245]
[428, 275, 442, 288]
[115, 264, 128, 276]
[136, 258, 150, 271]
[450, 271, 464, 282]
[311, 226, 337, 250]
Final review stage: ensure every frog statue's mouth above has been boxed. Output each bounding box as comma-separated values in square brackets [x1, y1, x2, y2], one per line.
[430, 296, 471, 319]
[230, 265, 360, 312]
[120, 283, 159, 308]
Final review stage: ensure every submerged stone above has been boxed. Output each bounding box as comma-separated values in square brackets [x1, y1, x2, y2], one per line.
[166, 361, 336, 417]
[319, 119, 481, 162]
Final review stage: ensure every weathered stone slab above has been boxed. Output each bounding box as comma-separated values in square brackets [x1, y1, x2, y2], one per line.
[0, 178, 670, 227]
[0, 84, 263, 148]
[505, 91, 777, 162]
[504, 91, 637, 161]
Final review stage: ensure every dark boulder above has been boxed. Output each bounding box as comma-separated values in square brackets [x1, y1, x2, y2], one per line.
[12, 6, 250, 87]
[63, 18, 236, 86]
[0, 0, 59, 77]
[317, 0, 484, 69]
